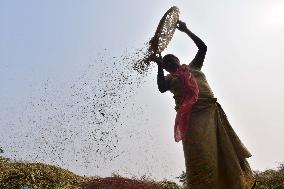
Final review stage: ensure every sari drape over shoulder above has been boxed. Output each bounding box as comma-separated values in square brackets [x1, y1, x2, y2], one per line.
[170, 65, 199, 142]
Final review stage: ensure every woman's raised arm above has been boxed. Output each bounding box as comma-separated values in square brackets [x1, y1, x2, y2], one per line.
[177, 21, 207, 69]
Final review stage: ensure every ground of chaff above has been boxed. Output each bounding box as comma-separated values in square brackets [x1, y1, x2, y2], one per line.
[0, 157, 182, 189]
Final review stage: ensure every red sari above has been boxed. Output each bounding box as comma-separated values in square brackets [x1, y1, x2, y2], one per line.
[171, 65, 199, 142]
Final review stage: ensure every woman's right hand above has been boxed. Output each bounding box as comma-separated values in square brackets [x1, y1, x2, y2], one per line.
[150, 53, 163, 65]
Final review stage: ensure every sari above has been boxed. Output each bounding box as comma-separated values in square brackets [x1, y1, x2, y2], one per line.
[165, 64, 256, 189]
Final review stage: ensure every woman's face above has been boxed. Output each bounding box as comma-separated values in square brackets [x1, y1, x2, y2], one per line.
[164, 59, 180, 73]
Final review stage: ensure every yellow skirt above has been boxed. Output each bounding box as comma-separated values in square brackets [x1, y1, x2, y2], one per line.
[182, 98, 256, 189]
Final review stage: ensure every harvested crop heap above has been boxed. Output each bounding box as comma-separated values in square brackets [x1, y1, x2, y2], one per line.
[0, 156, 88, 189]
[0, 156, 181, 189]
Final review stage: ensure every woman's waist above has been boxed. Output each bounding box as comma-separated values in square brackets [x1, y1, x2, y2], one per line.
[191, 97, 218, 113]
[196, 97, 217, 104]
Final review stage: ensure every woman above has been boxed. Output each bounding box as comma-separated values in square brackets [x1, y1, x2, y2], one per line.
[151, 21, 256, 189]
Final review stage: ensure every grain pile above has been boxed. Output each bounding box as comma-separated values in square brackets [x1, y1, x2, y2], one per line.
[0, 156, 182, 189]
[0, 156, 88, 189]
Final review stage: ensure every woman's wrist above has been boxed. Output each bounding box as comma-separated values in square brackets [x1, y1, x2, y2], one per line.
[184, 28, 192, 35]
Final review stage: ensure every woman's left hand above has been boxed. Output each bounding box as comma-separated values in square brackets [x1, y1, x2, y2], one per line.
[177, 20, 188, 32]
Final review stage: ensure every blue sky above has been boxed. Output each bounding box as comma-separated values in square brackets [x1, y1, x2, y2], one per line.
[1, 0, 284, 181]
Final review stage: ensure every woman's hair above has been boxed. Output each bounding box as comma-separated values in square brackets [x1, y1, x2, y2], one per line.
[162, 54, 180, 71]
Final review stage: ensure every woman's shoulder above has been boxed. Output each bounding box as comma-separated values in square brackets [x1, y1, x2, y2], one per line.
[188, 63, 201, 71]
[187, 64, 207, 79]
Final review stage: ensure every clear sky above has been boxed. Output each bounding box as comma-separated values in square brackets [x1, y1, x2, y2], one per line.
[1, 0, 284, 182]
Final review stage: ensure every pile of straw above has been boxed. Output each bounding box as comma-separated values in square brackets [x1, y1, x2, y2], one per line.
[0, 156, 88, 189]
[0, 156, 182, 189]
